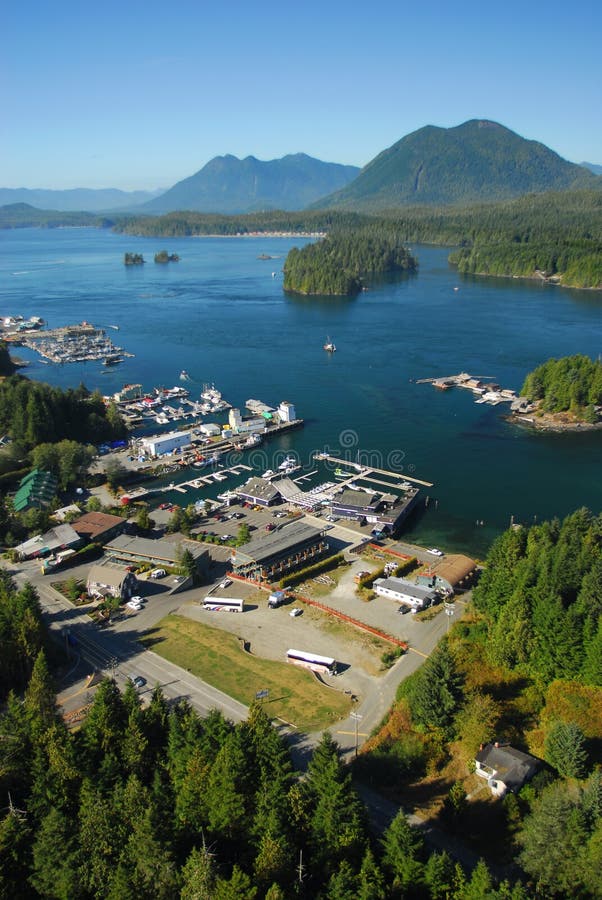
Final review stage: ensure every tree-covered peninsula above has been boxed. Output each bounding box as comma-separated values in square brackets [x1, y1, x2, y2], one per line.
[283, 226, 417, 296]
[518, 354, 602, 426]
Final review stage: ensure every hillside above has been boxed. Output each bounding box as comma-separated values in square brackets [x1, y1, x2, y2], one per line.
[0, 203, 106, 229]
[314, 120, 600, 210]
[143, 153, 360, 214]
[0, 186, 160, 212]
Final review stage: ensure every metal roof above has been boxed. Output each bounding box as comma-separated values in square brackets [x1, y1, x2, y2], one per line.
[233, 520, 323, 565]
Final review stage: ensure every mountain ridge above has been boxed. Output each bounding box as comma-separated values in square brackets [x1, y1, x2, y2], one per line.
[0, 186, 161, 213]
[312, 120, 600, 210]
[142, 153, 360, 214]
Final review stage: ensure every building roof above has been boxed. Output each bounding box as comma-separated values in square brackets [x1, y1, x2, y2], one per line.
[476, 743, 540, 791]
[430, 554, 477, 586]
[274, 477, 322, 509]
[143, 430, 191, 447]
[87, 564, 132, 589]
[233, 521, 323, 566]
[15, 523, 80, 557]
[13, 469, 58, 511]
[71, 511, 126, 540]
[333, 489, 380, 510]
[104, 534, 206, 564]
[235, 477, 280, 504]
[374, 576, 437, 601]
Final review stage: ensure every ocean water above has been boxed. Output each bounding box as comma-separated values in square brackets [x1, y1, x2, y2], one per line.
[2, 226, 602, 556]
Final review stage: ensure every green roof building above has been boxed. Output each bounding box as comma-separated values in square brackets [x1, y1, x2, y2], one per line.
[13, 469, 58, 513]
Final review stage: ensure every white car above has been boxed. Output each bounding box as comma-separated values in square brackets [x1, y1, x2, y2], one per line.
[149, 569, 166, 579]
[219, 578, 232, 589]
[126, 600, 142, 611]
[427, 548, 443, 556]
[290, 608, 302, 617]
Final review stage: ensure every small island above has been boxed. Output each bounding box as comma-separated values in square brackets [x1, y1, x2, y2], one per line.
[283, 227, 417, 296]
[154, 250, 180, 264]
[124, 252, 145, 266]
[512, 354, 602, 431]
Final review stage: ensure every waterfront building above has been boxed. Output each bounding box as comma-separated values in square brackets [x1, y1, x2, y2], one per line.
[199, 423, 220, 437]
[330, 486, 420, 533]
[113, 383, 143, 403]
[228, 408, 265, 434]
[141, 430, 191, 457]
[230, 520, 328, 582]
[235, 476, 281, 508]
[373, 575, 438, 609]
[415, 554, 478, 595]
[278, 401, 296, 422]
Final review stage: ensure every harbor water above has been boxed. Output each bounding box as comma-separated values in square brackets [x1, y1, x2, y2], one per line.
[2, 226, 602, 557]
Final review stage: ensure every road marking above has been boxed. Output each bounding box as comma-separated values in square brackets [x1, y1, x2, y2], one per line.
[408, 647, 429, 659]
[336, 730, 369, 737]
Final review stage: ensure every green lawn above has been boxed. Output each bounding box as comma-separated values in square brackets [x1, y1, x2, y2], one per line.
[141, 614, 352, 732]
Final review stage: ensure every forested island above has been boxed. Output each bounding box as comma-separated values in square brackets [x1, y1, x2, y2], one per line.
[154, 250, 180, 263]
[514, 354, 602, 428]
[283, 226, 417, 295]
[111, 189, 602, 290]
[124, 252, 144, 266]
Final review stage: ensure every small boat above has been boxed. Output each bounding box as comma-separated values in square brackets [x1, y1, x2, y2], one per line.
[103, 354, 121, 366]
[323, 337, 336, 353]
[278, 455, 297, 471]
[262, 469, 275, 479]
[179, 370, 190, 381]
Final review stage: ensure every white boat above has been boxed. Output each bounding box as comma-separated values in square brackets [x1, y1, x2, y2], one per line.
[179, 370, 190, 381]
[245, 433, 262, 447]
[323, 336, 336, 353]
[262, 469, 275, 479]
[278, 455, 297, 471]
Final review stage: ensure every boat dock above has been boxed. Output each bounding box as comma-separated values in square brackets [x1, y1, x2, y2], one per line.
[314, 454, 433, 489]
[416, 372, 518, 406]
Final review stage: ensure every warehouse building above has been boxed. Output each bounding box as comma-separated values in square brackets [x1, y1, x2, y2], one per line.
[141, 430, 191, 458]
[235, 476, 281, 508]
[230, 521, 328, 582]
[373, 575, 438, 610]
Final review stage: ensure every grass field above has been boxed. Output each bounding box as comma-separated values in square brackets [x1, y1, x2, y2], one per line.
[141, 614, 352, 732]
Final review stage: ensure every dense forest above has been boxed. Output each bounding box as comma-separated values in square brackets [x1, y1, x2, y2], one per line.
[0, 377, 126, 450]
[519, 354, 602, 421]
[0, 204, 108, 229]
[113, 209, 367, 237]
[0, 566, 535, 899]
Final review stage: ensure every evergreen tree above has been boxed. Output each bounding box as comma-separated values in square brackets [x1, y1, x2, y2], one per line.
[381, 811, 424, 894]
[180, 843, 216, 900]
[24, 650, 58, 735]
[544, 720, 589, 778]
[213, 865, 257, 900]
[423, 850, 455, 899]
[30, 807, 80, 899]
[0, 811, 32, 900]
[326, 860, 360, 900]
[409, 639, 463, 731]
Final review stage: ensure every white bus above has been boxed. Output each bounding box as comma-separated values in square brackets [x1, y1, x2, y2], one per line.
[286, 648, 338, 676]
[203, 598, 244, 613]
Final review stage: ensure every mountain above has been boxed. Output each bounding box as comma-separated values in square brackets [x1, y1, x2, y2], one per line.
[581, 162, 602, 175]
[312, 120, 600, 210]
[142, 153, 360, 214]
[0, 187, 161, 212]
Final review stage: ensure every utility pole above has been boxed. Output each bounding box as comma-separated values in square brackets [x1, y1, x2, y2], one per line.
[350, 711, 363, 757]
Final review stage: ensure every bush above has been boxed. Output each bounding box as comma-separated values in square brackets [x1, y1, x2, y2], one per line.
[280, 553, 346, 589]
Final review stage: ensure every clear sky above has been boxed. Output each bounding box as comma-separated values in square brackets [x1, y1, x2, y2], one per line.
[3, 0, 601, 190]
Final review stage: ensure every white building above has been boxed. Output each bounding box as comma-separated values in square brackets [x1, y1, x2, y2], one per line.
[141, 430, 191, 457]
[373, 576, 438, 610]
[278, 401, 296, 422]
[199, 423, 220, 437]
[228, 408, 264, 434]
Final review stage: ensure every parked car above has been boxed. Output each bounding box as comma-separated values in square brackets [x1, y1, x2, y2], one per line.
[290, 608, 302, 617]
[427, 548, 443, 556]
[149, 569, 166, 579]
[130, 675, 146, 688]
[130, 595, 144, 604]
[126, 600, 142, 611]
[219, 579, 232, 589]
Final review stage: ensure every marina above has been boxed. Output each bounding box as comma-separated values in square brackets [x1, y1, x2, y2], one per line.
[5, 321, 134, 365]
[416, 372, 520, 407]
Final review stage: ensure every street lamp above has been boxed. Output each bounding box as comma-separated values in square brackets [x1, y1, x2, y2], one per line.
[350, 711, 363, 757]
[444, 601, 455, 633]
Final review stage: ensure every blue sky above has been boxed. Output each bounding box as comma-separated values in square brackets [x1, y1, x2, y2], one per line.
[3, 0, 602, 190]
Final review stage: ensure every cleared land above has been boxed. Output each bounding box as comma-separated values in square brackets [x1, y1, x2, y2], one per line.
[142, 614, 352, 731]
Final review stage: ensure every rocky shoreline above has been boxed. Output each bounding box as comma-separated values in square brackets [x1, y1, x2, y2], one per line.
[506, 411, 602, 433]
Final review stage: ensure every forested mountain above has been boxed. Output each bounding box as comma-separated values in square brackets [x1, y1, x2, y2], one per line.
[520, 355, 602, 422]
[0, 203, 107, 229]
[142, 153, 360, 214]
[0, 187, 160, 212]
[314, 120, 600, 210]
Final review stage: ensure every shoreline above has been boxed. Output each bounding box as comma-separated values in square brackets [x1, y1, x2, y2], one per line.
[505, 413, 602, 433]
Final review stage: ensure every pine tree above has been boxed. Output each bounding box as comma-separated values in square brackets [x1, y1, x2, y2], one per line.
[213, 864, 257, 900]
[24, 650, 58, 736]
[544, 720, 589, 778]
[180, 843, 216, 900]
[30, 807, 80, 899]
[381, 811, 424, 894]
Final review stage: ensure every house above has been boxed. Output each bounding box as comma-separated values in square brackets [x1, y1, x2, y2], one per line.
[87, 564, 138, 601]
[71, 511, 127, 544]
[416, 554, 478, 596]
[475, 742, 541, 797]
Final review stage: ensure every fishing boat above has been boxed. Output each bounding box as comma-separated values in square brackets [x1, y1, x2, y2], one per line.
[103, 354, 122, 366]
[179, 370, 190, 381]
[323, 337, 336, 353]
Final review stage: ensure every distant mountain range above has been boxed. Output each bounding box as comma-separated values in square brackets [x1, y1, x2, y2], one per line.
[140, 153, 360, 214]
[0, 187, 161, 212]
[581, 162, 602, 176]
[313, 120, 600, 210]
